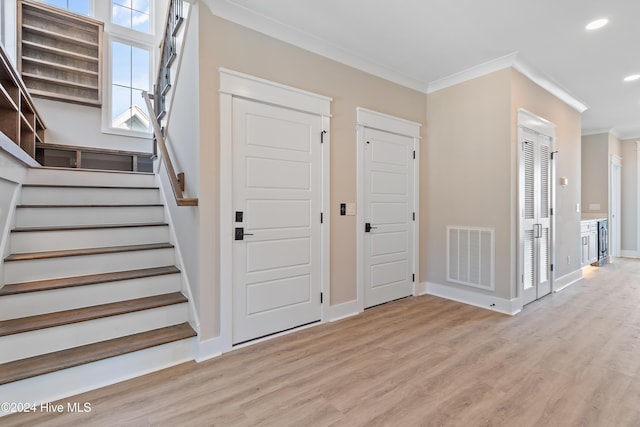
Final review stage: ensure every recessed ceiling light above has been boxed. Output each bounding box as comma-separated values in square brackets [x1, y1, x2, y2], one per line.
[624, 74, 640, 82]
[586, 18, 608, 30]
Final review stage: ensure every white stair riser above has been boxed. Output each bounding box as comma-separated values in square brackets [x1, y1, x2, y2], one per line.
[21, 187, 160, 206]
[0, 338, 195, 416]
[0, 274, 181, 320]
[24, 169, 156, 187]
[4, 248, 175, 283]
[15, 206, 165, 227]
[11, 225, 170, 253]
[0, 303, 188, 364]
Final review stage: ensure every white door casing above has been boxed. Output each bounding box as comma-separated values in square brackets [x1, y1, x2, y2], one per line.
[610, 155, 621, 258]
[518, 110, 555, 306]
[219, 69, 331, 350]
[356, 108, 420, 311]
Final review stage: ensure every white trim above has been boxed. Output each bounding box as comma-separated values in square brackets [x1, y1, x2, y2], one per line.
[416, 281, 428, 296]
[219, 68, 332, 115]
[356, 108, 421, 311]
[153, 171, 200, 333]
[428, 53, 589, 113]
[202, 0, 427, 93]
[609, 155, 622, 258]
[355, 108, 422, 138]
[638, 142, 640, 260]
[553, 268, 583, 293]
[0, 338, 194, 417]
[426, 282, 522, 316]
[517, 110, 556, 304]
[620, 250, 640, 258]
[219, 69, 331, 351]
[518, 108, 557, 135]
[195, 336, 223, 363]
[0, 132, 40, 167]
[326, 300, 361, 322]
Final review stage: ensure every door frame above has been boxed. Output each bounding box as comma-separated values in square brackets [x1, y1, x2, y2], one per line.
[356, 108, 421, 312]
[609, 154, 622, 258]
[219, 68, 331, 352]
[517, 109, 556, 304]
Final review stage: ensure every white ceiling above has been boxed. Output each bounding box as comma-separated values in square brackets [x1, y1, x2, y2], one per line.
[211, 0, 640, 139]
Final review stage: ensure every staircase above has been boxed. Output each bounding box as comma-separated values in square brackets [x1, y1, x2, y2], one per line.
[0, 167, 196, 411]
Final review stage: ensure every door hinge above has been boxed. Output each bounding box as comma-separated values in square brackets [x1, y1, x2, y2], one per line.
[413, 212, 416, 221]
[550, 264, 554, 272]
[321, 130, 327, 144]
[413, 150, 416, 159]
[550, 208, 553, 215]
[412, 274, 415, 282]
[320, 212, 324, 224]
[320, 292, 323, 304]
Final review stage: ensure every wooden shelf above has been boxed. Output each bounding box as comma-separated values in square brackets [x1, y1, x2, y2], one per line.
[22, 56, 99, 76]
[0, 43, 46, 161]
[19, 0, 103, 106]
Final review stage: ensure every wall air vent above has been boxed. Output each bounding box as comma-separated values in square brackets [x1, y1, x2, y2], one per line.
[447, 226, 495, 290]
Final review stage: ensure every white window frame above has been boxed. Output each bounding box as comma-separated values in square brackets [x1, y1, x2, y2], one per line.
[100, 0, 156, 138]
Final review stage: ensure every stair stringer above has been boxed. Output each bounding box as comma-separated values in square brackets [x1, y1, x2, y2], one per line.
[153, 172, 201, 336]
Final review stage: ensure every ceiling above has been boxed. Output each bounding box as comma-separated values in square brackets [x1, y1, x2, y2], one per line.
[212, 0, 640, 139]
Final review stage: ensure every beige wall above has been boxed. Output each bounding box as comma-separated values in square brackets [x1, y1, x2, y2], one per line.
[424, 68, 582, 302]
[198, 8, 426, 336]
[581, 133, 609, 214]
[425, 69, 512, 299]
[511, 70, 582, 280]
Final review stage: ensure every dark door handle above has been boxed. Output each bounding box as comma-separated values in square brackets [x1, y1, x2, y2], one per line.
[365, 222, 377, 233]
[235, 228, 254, 240]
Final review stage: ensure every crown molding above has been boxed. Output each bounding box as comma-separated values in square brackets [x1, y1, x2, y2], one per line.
[427, 52, 589, 114]
[202, 0, 428, 93]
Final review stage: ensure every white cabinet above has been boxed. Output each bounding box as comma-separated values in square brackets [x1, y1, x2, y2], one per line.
[581, 220, 599, 266]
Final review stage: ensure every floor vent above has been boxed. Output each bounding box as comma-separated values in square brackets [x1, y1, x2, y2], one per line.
[447, 226, 494, 290]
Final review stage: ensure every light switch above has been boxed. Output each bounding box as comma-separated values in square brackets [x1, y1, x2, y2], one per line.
[346, 203, 356, 216]
[576, 203, 580, 213]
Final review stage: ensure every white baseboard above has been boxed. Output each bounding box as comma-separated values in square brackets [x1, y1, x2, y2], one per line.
[415, 281, 428, 296]
[196, 336, 223, 362]
[0, 338, 195, 417]
[620, 250, 639, 258]
[425, 281, 521, 315]
[553, 268, 583, 293]
[326, 299, 361, 322]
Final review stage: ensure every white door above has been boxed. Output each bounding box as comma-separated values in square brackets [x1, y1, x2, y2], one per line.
[363, 127, 414, 308]
[232, 97, 323, 344]
[610, 158, 621, 258]
[521, 127, 552, 305]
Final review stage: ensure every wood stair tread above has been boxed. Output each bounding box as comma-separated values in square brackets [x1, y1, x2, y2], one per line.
[12, 222, 168, 232]
[0, 292, 188, 337]
[0, 323, 196, 385]
[22, 184, 159, 190]
[5, 242, 174, 262]
[17, 204, 164, 208]
[0, 266, 181, 295]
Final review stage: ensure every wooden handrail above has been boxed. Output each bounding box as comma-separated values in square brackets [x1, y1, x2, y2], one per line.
[142, 91, 197, 206]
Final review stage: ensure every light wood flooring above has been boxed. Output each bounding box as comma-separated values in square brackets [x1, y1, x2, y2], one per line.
[5, 258, 640, 426]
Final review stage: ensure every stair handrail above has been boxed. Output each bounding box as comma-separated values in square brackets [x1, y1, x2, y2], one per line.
[142, 91, 197, 206]
[142, 0, 196, 207]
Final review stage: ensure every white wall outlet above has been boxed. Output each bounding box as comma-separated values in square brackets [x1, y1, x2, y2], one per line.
[576, 203, 580, 213]
[567, 255, 571, 265]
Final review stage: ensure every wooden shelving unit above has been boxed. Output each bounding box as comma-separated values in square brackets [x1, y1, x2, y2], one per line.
[0, 43, 46, 159]
[18, 0, 103, 107]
